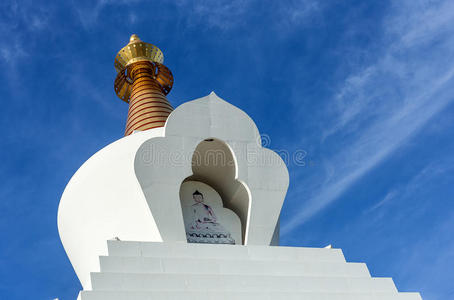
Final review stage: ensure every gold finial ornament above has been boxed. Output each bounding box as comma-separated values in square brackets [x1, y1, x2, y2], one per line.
[114, 34, 174, 136]
[114, 34, 165, 74]
[129, 34, 141, 43]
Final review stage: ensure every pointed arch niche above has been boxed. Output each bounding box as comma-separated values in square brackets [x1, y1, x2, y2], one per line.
[180, 138, 250, 245]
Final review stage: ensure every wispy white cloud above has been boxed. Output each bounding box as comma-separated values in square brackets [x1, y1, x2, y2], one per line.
[321, 65, 377, 140]
[174, 0, 251, 31]
[174, 0, 322, 32]
[72, 0, 142, 29]
[275, 0, 322, 30]
[282, 0, 454, 235]
[0, 1, 54, 63]
[0, 41, 28, 65]
[365, 159, 454, 216]
[364, 190, 397, 214]
[70, 0, 323, 34]
[0, 2, 30, 65]
[387, 0, 454, 49]
[0, 0, 53, 88]
[321, 157, 454, 298]
[128, 12, 138, 25]
[399, 213, 454, 299]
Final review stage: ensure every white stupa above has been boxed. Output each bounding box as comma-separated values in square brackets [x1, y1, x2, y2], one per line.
[58, 35, 422, 300]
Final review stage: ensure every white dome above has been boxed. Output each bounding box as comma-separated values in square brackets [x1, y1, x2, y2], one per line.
[58, 128, 164, 289]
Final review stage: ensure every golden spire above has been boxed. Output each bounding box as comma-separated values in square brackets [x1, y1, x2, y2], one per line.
[114, 34, 174, 136]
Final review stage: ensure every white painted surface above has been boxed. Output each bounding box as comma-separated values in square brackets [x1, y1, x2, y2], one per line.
[58, 128, 165, 289]
[90, 273, 396, 292]
[80, 291, 422, 300]
[135, 92, 289, 245]
[106, 240, 346, 262]
[98, 256, 370, 277]
[58, 92, 289, 289]
[76, 241, 422, 300]
[59, 93, 422, 300]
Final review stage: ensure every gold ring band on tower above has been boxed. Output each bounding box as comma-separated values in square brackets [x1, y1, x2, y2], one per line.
[113, 34, 174, 136]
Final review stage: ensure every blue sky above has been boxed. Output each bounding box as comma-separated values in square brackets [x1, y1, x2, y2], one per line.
[1, 0, 453, 299]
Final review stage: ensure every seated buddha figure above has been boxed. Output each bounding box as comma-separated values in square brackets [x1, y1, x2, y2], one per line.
[186, 190, 235, 245]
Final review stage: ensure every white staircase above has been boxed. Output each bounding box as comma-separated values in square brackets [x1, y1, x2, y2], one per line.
[78, 241, 422, 300]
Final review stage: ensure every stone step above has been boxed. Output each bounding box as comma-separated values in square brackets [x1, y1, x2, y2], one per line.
[79, 290, 421, 300]
[90, 272, 397, 293]
[99, 255, 370, 278]
[107, 241, 346, 263]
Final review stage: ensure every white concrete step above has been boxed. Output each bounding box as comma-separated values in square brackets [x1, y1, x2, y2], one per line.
[99, 255, 370, 277]
[107, 241, 346, 263]
[90, 272, 397, 293]
[79, 290, 421, 300]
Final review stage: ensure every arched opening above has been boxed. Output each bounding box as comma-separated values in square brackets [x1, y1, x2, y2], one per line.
[180, 138, 250, 244]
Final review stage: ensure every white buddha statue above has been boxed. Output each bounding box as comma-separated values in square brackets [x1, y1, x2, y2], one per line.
[186, 190, 235, 244]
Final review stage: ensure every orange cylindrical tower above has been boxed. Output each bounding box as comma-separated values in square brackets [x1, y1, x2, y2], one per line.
[114, 34, 174, 135]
